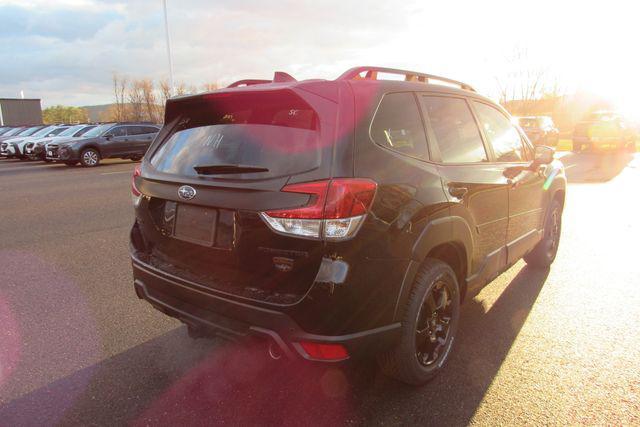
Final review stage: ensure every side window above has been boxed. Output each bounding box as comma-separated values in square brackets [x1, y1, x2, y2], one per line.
[420, 96, 487, 163]
[473, 102, 526, 162]
[370, 92, 429, 160]
[108, 126, 127, 137]
[142, 126, 159, 134]
[127, 126, 143, 135]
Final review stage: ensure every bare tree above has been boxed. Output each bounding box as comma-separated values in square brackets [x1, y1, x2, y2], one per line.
[127, 80, 145, 121]
[138, 79, 160, 123]
[112, 73, 128, 121]
[202, 82, 219, 92]
[175, 81, 197, 96]
[495, 47, 550, 115]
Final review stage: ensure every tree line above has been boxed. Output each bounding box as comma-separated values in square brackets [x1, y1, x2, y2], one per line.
[105, 73, 218, 123]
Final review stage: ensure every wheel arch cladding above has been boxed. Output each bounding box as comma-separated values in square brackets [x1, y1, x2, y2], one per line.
[393, 216, 473, 319]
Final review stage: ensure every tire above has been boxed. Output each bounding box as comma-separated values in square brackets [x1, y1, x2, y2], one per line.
[378, 258, 460, 385]
[131, 156, 142, 162]
[80, 148, 100, 167]
[572, 142, 581, 153]
[524, 198, 563, 268]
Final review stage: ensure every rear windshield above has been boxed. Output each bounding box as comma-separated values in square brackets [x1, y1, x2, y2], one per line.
[150, 91, 321, 179]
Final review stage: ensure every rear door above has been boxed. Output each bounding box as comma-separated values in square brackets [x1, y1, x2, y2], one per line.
[471, 101, 545, 264]
[419, 94, 509, 283]
[136, 88, 337, 305]
[127, 126, 158, 155]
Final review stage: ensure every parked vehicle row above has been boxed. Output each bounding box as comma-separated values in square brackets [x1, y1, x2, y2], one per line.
[0, 122, 160, 166]
[513, 113, 637, 153]
[572, 112, 637, 153]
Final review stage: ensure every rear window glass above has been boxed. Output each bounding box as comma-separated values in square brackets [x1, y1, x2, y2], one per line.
[370, 92, 429, 160]
[150, 91, 321, 179]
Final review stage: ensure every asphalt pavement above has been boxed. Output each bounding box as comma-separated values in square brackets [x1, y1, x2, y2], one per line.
[0, 153, 639, 426]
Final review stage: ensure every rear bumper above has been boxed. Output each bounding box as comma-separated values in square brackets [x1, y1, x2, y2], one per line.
[131, 253, 401, 361]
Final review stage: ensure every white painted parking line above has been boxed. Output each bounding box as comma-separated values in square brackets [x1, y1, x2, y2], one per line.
[101, 170, 132, 175]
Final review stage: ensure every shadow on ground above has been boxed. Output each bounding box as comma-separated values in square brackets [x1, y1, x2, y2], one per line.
[560, 151, 634, 183]
[0, 265, 550, 426]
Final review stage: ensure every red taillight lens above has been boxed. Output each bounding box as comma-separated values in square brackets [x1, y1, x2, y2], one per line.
[324, 179, 377, 218]
[261, 179, 377, 241]
[298, 341, 349, 361]
[265, 179, 377, 219]
[131, 165, 142, 197]
[265, 180, 329, 219]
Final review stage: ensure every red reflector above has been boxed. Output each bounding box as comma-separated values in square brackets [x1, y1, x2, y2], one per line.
[265, 179, 377, 219]
[131, 165, 142, 197]
[298, 341, 349, 361]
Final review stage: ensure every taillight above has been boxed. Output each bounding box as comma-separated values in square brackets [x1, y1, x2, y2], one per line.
[260, 178, 377, 241]
[131, 165, 142, 205]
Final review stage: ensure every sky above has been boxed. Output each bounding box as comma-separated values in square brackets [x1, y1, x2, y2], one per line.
[1, 0, 639, 118]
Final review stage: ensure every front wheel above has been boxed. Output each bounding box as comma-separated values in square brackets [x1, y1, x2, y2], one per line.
[525, 198, 563, 268]
[378, 258, 460, 385]
[80, 148, 100, 167]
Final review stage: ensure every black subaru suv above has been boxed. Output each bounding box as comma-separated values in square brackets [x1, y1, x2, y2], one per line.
[129, 67, 566, 385]
[46, 122, 160, 166]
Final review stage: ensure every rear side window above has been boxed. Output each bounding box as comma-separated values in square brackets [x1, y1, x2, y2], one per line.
[370, 92, 429, 160]
[420, 96, 487, 163]
[142, 126, 158, 134]
[109, 126, 127, 137]
[150, 91, 322, 179]
[473, 102, 526, 162]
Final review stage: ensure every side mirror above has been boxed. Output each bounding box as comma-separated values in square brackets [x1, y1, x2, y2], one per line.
[534, 145, 554, 165]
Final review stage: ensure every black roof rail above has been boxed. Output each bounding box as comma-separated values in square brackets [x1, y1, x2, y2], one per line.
[337, 66, 476, 92]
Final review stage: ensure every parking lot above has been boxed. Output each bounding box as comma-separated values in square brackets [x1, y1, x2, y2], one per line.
[1, 153, 639, 425]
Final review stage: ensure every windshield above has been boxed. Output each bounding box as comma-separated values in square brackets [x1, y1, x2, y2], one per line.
[32, 126, 58, 137]
[18, 126, 43, 136]
[49, 126, 69, 136]
[82, 124, 113, 138]
[5, 128, 24, 136]
[57, 125, 84, 137]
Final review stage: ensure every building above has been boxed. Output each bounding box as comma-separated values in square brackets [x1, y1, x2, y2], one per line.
[0, 98, 43, 126]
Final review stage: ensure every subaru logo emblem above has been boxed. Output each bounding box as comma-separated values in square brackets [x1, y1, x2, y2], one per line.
[178, 185, 196, 200]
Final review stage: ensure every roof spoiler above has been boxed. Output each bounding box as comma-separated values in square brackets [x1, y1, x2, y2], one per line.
[227, 71, 297, 88]
[337, 66, 475, 92]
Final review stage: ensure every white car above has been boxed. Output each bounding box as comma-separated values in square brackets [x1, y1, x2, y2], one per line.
[14, 125, 74, 160]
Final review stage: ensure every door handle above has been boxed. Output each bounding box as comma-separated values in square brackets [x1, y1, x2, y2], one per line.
[448, 186, 468, 199]
[537, 164, 547, 177]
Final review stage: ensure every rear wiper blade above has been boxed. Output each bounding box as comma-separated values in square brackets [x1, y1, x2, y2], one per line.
[193, 164, 270, 175]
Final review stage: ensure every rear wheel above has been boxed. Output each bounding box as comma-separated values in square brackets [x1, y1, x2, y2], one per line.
[80, 148, 100, 167]
[378, 258, 460, 385]
[525, 198, 562, 268]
